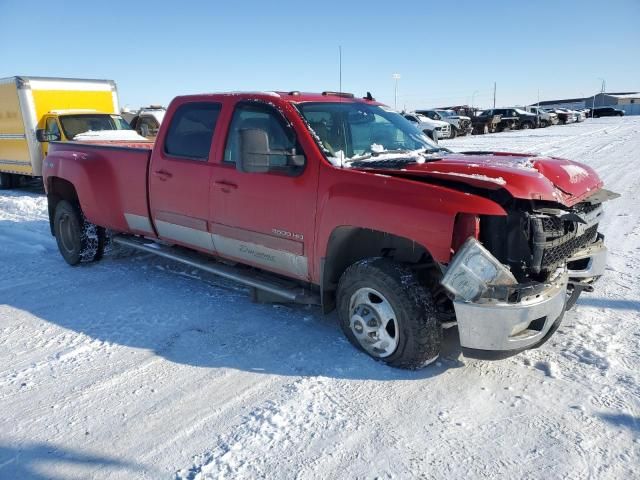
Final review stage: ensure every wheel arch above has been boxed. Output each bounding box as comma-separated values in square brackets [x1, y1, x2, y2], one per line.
[320, 226, 436, 313]
[46, 177, 79, 236]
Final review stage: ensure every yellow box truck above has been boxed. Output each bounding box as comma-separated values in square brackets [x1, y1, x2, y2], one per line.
[0, 76, 135, 188]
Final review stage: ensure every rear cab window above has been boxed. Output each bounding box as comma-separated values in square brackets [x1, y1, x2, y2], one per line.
[164, 102, 222, 160]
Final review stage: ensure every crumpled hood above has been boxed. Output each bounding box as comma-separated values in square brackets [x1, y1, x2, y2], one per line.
[356, 151, 603, 206]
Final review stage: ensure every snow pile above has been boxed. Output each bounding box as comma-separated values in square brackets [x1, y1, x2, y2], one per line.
[73, 130, 148, 141]
[428, 170, 507, 185]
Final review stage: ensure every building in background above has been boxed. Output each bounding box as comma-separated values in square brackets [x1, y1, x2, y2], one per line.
[536, 97, 587, 110]
[584, 92, 640, 115]
[535, 92, 639, 115]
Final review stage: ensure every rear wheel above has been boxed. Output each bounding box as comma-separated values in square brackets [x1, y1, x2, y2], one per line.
[337, 258, 442, 369]
[53, 200, 105, 265]
[0, 173, 15, 190]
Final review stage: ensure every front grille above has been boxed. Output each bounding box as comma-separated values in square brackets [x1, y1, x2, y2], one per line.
[540, 224, 598, 268]
[530, 202, 602, 273]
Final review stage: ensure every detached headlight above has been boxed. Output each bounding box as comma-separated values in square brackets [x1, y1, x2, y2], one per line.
[442, 238, 517, 302]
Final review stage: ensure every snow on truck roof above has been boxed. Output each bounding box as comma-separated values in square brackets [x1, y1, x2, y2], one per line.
[176, 91, 379, 103]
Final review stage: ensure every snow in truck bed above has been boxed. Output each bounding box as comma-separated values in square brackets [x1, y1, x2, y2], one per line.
[1, 117, 639, 479]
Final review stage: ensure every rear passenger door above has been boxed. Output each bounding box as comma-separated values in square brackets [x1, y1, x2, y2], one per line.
[148, 101, 222, 253]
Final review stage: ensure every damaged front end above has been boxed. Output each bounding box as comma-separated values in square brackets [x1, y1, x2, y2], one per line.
[441, 191, 615, 358]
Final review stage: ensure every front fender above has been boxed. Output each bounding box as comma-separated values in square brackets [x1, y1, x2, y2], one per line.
[314, 167, 507, 279]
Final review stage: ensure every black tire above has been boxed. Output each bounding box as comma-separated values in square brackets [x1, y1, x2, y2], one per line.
[540, 120, 548, 128]
[618, 112, 624, 117]
[0, 173, 15, 190]
[53, 200, 105, 265]
[521, 121, 532, 130]
[448, 127, 457, 139]
[336, 258, 442, 369]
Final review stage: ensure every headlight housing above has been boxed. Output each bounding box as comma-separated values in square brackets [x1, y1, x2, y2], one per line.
[441, 238, 517, 302]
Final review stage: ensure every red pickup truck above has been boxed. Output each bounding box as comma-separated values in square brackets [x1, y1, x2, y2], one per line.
[42, 91, 614, 368]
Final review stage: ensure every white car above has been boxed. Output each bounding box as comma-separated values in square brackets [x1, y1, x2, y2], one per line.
[524, 106, 559, 127]
[415, 109, 473, 138]
[403, 113, 451, 141]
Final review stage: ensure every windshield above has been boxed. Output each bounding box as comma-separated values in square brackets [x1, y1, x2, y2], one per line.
[59, 114, 132, 139]
[514, 108, 530, 115]
[297, 102, 440, 166]
[415, 114, 432, 123]
[436, 110, 454, 118]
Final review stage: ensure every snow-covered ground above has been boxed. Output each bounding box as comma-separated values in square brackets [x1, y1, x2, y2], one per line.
[1, 117, 639, 479]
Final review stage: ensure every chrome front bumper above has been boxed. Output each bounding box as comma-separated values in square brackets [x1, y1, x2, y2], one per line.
[453, 241, 607, 354]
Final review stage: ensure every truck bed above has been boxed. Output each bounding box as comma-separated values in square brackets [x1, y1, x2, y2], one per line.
[45, 141, 154, 235]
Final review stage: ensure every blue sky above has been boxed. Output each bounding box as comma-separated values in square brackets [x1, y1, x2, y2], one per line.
[1, 0, 638, 110]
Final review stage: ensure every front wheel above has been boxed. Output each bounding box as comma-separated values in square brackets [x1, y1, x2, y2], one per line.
[448, 127, 457, 139]
[337, 258, 442, 369]
[53, 200, 105, 265]
[0, 173, 16, 190]
[521, 121, 531, 130]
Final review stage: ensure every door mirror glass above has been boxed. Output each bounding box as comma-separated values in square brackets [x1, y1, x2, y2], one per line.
[36, 129, 60, 142]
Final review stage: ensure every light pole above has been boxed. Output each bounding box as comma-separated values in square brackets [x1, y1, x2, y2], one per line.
[392, 73, 401, 110]
[471, 90, 479, 110]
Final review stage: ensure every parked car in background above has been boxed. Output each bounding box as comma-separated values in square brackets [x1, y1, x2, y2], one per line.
[478, 108, 520, 132]
[524, 106, 558, 127]
[547, 108, 574, 125]
[402, 112, 450, 141]
[477, 108, 538, 130]
[591, 107, 625, 118]
[128, 106, 166, 139]
[416, 109, 472, 138]
[555, 108, 579, 124]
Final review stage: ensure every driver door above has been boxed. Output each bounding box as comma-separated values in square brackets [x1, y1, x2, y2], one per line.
[209, 100, 319, 281]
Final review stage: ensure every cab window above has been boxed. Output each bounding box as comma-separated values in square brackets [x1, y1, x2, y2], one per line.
[164, 102, 221, 160]
[224, 101, 303, 173]
[45, 117, 60, 137]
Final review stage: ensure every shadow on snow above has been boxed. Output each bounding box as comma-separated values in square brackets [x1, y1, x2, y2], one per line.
[1, 219, 464, 382]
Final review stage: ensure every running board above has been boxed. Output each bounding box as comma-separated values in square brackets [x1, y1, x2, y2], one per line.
[112, 235, 321, 305]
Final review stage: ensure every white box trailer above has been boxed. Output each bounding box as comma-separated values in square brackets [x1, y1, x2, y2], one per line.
[0, 76, 121, 188]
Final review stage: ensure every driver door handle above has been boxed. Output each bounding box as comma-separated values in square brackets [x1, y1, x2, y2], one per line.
[153, 169, 173, 180]
[215, 180, 238, 190]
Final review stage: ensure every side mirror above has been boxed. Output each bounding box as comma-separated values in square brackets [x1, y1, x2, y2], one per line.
[238, 128, 305, 173]
[36, 129, 60, 142]
[238, 128, 271, 173]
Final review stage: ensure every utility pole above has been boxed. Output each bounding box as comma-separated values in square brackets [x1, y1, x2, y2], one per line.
[493, 82, 496, 108]
[392, 73, 401, 110]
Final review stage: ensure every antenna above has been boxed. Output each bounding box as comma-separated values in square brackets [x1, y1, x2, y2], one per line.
[339, 46, 342, 95]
